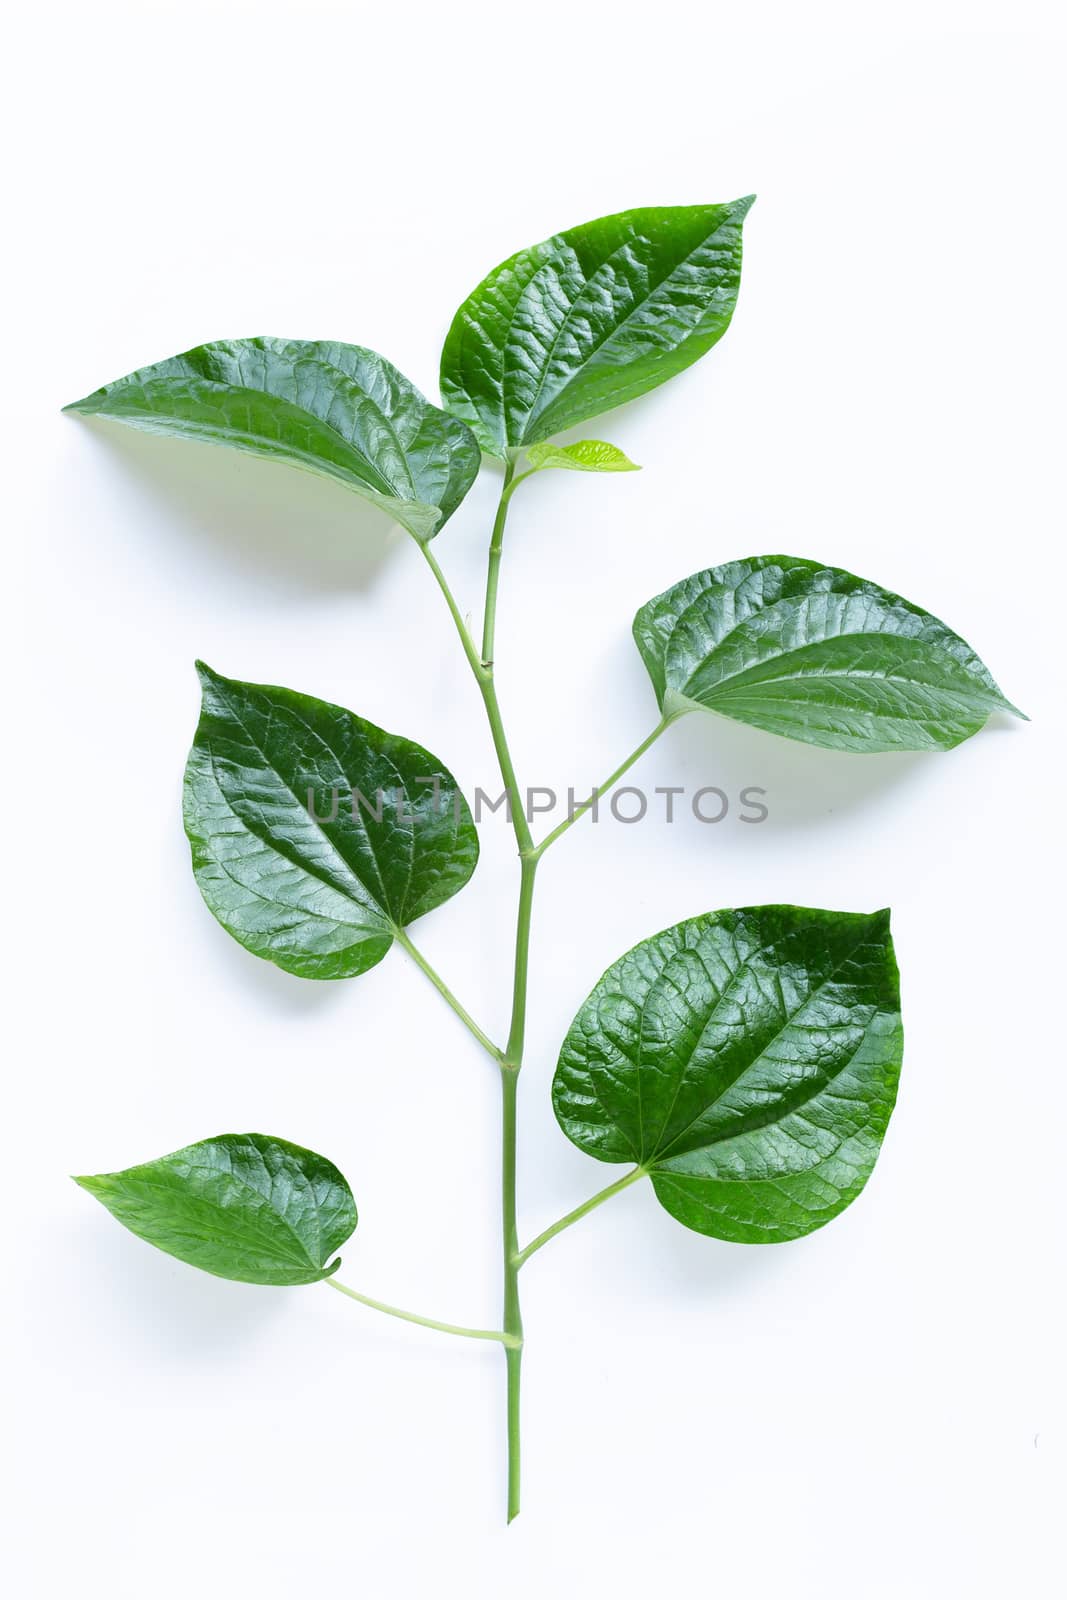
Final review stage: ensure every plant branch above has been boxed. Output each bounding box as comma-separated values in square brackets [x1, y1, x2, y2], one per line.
[325, 1277, 519, 1346]
[417, 528, 533, 860]
[500, 1063, 523, 1522]
[515, 1168, 646, 1267]
[480, 466, 536, 1521]
[532, 715, 677, 859]
[415, 467, 538, 1521]
[478, 671, 535, 857]
[394, 928, 503, 1062]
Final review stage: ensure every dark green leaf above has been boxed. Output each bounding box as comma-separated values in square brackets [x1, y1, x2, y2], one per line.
[553, 906, 903, 1243]
[440, 199, 754, 456]
[65, 338, 480, 541]
[184, 662, 478, 979]
[526, 439, 640, 474]
[634, 555, 1022, 752]
[75, 1133, 357, 1285]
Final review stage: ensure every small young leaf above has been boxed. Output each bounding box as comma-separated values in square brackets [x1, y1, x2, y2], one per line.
[75, 1133, 357, 1285]
[65, 338, 480, 541]
[440, 199, 754, 456]
[634, 555, 1023, 752]
[184, 662, 478, 979]
[526, 439, 640, 474]
[553, 906, 903, 1243]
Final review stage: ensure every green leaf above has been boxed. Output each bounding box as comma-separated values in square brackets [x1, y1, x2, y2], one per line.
[553, 906, 903, 1244]
[634, 555, 1023, 753]
[184, 662, 478, 979]
[75, 1133, 357, 1285]
[440, 199, 754, 457]
[526, 439, 640, 474]
[64, 337, 480, 542]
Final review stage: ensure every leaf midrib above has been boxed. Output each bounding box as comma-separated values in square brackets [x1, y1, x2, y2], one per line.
[112, 374, 405, 501]
[525, 218, 736, 440]
[118, 1160, 327, 1271]
[196, 341, 422, 502]
[292, 346, 420, 501]
[675, 630, 1000, 711]
[206, 693, 397, 923]
[197, 816, 388, 940]
[637, 923, 884, 1164]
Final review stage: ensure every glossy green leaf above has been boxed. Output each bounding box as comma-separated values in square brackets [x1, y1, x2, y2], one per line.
[553, 906, 903, 1243]
[64, 337, 480, 541]
[75, 1133, 357, 1285]
[184, 662, 478, 979]
[634, 555, 1022, 752]
[440, 199, 754, 456]
[526, 439, 640, 474]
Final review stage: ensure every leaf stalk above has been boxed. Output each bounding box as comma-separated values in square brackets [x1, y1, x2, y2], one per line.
[325, 1277, 518, 1346]
[531, 714, 678, 860]
[394, 928, 503, 1062]
[481, 457, 516, 669]
[515, 1168, 646, 1268]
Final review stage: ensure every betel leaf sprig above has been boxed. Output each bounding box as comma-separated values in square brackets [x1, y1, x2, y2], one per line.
[66, 198, 1024, 1522]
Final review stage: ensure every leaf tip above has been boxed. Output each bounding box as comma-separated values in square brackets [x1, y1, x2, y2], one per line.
[857, 905, 894, 947]
[62, 391, 100, 416]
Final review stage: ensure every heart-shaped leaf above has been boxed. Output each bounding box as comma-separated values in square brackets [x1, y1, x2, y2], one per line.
[634, 555, 1022, 752]
[76, 1133, 357, 1285]
[65, 337, 480, 541]
[440, 199, 754, 457]
[526, 439, 640, 474]
[184, 662, 478, 979]
[553, 906, 903, 1243]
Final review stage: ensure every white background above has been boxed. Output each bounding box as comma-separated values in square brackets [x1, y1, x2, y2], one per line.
[5, 2, 1064, 1594]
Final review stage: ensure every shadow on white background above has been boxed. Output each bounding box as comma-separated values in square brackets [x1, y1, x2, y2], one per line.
[74, 418, 401, 596]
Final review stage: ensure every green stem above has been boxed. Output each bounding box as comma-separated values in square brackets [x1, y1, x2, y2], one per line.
[500, 1064, 523, 1522]
[515, 1168, 646, 1267]
[503, 855, 538, 1065]
[497, 854, 538, 1519]
[415, 470, 536, 1521]
[418, 525, 532, 861]
[325, 1276, 519, 1346]
[480, 467, 537, 1519]
[479, 671, 535, 857]
[394, 928, 503, 1062]
[532, 715, 677, 860]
